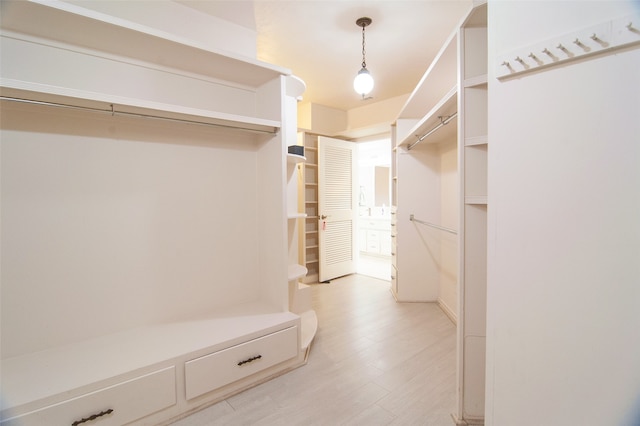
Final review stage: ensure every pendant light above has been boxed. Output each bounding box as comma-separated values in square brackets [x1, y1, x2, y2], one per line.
[353, 17, 374, 98]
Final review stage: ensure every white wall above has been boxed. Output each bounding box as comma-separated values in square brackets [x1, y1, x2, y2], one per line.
[297, 102, 348, 136]
[395, 145, 442, 301]
[486, 2, 640, 425]
[0, 104, 264, 358]
[439, 139, 458, 319]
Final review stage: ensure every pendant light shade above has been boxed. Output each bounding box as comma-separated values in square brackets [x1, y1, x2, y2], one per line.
[354, 17, 374, 98]
[354, 67, 374, 96]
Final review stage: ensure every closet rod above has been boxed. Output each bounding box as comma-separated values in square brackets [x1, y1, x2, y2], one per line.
[0, 96, 279, 135]
[407, 112, 457, 150]
[409, 214, 457, 235]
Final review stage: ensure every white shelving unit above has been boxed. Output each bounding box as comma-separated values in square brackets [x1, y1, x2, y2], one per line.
[298, 132, 320, 283]
[391, 21, 459, 307]
[456, 3, 488, 425]
[286, 150, 318, 357]
[391, 2, 488, 424]
[0, 1, 306, 424]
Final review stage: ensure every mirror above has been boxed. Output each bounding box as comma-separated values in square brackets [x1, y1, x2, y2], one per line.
[358, 139, 391, 216]
[375, 166, 390, 207]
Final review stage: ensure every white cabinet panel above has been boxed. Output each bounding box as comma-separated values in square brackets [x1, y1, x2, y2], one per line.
[185, 326, 298, 400]
[2, 367, 176, 426]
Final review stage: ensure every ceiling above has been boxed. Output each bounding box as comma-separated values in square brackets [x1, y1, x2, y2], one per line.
[178, 1, 472, 112]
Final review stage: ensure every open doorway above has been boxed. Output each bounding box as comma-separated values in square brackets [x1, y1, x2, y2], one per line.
[357, 138, 392, 281]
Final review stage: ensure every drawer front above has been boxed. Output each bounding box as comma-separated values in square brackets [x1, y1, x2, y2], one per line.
[185, 326, 298, 400]
[2, 367, 176, 426]
[364, 220, 391, 231]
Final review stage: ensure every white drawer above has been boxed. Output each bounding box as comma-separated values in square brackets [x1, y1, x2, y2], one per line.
[363, 220, 391, 231]
[185, 326, 298, 400]
[2, 367, 176, 426]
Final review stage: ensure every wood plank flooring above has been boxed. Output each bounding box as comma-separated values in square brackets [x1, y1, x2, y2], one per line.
[171, 274, 456, 425]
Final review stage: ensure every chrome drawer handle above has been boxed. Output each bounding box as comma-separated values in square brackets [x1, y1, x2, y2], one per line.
[71, 408, 114, 426]
[237, 354, 262, 366]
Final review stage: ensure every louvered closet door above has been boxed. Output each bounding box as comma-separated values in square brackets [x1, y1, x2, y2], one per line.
[318, 136, 357, 282]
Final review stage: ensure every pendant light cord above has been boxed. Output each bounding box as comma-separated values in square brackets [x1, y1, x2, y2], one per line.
[361, 24, 367, 68]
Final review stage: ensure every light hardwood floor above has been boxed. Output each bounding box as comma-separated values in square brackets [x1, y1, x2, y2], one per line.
[171, 274, 456, 425]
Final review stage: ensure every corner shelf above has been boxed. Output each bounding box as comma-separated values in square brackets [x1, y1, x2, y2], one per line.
[287, 264, 308, 282]
[287, 153, 306, 164]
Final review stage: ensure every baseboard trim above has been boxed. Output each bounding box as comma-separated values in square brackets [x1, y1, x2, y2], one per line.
[437, 298, 457, 325]
[451, 413, 485, 425]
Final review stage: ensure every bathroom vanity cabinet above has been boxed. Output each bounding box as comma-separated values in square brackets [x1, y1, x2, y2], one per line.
[359, 217, 392, 256]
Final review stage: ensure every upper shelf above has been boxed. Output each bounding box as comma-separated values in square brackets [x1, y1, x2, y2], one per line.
[0, 81, 281, 134]
[396, 25, 458, 122]
[0, 0, 293, 134]
[0, 0, 290, 88]
[394, 12, 461, 148]
[397, 86, 457, 149]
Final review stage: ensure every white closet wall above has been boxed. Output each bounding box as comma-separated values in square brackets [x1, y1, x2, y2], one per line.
[1, 108, 268, 357]
[486, 2, 640, 425]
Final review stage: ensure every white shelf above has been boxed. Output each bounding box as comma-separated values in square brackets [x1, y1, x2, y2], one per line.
[0, 0, 292, 135]
[396, 30, 458, 121]
[288, 264, 308, 281]
[464, 74, 488, 88]
[0, 80, 281, 135]
[0, 0, 289, 87]
[287, 213, 307, 220]
[465, 196, 488, 205]
[397, 85, 458, 148]
[287, 153, 306, 164]
[465, 135, 488, 146]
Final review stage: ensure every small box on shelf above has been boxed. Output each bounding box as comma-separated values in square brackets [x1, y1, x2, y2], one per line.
[287, 145, 304, 157]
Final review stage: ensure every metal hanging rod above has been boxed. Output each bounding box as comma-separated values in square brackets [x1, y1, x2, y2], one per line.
[409, 214, 457, 235]
[407, 112, 457, 150]
[0, 96, 279, 135]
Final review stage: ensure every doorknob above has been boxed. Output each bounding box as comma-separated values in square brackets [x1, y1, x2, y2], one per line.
[320, 215, 329, 220]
